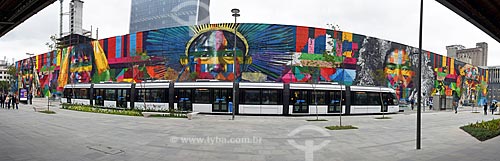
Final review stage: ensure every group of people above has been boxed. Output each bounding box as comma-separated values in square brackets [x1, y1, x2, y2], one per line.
[409, 98, 434, 111]
[483, 101, 498, 115]
[0, 93, 19, 110]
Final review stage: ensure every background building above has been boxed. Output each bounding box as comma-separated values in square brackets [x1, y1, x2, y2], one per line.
[486, 66, 500, 101]
[446, 42, 488, 66]
[446, 45, 465, 59]
[129, 0, 210, 33]
[69, 0, 84, 35]
[0, 58, 12, 82]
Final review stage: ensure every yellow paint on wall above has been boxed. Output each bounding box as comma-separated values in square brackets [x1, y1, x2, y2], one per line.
[342, 32, 353, 42]
[450, 59, 454, 75]
[343, 51, 353, 58]
[486, 70, 489, 82]
[442, 56, 447, 68]
[56, 49, 61, 66]
[35, 56, 39, 70]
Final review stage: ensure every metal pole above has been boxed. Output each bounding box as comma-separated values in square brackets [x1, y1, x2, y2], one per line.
[417, 0, 423, 150]
[231, 9, 240, 120]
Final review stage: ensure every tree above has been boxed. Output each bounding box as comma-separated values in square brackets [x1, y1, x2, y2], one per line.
[44, 34, 58, 111]
[325, 23, 348, 126]
[372, 69, 386, 87]
[0, 81, 9, 93]
[6, 64, 16, 93]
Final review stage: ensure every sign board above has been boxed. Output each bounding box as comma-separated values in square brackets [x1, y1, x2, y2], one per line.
[19, 89, 27, 101]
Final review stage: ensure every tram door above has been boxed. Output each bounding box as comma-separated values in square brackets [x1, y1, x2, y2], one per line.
[177, 89, 193, 111]
[116, 89, 129, 108]
[328, 91, 343, 113]
[291, 90, 308, 113]
[65, 88, 72, 103]
[213, 89, 230, 112]
[94, 89, 105, 106]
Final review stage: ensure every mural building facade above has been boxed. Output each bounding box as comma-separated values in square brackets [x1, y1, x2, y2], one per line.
[15, 23, 490, 104]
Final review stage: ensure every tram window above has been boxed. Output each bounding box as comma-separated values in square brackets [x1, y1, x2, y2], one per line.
[329, 91, 345, 105]
[382, 93, 398, 105]
[290, 90, 308, 105]
[71, 89, 79, 98]
[63, 89, 72, 98]
[351, 92, 381, 105]
[137, 89, 151, 102]
[74, 88, 89, 99]
[105, 89, 116, 101]
[262, 90, 280, 105]
[67, 89, 77, 98]
[138, 89, 167, 103]
[310, 91, 326, 105]
[152, 89, 167, 103]
[117, 89, 129, 101]
[242, 89, 260, 104]
[136, 89, 146, 102]
[194, 89, 211, 103]
[175, 89, 192, 103]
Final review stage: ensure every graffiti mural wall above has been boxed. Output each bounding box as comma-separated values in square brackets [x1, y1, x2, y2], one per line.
[16, 23, 489, 103]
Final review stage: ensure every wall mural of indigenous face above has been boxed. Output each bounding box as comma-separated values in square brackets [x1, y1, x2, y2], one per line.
[15, 23, 490, 103]
[385, 48, 415, 100]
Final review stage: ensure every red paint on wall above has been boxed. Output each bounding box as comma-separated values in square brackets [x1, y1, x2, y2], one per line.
[295, 26, 309, 52]
[136, 32, 143, 53]
[108, 37, 116, 59]
[314, 28, 326, 38]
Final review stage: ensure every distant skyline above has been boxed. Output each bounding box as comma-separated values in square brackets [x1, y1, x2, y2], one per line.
[0, 0, 498, 66]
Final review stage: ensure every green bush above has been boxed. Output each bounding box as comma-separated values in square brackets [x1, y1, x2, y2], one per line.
[325, 125, 358, 130]
[61, 104, 189, 118]
[461, 119, 500, 141]
[61, 104, 142, 116]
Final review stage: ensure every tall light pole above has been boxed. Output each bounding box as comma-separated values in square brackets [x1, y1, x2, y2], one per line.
[417, 0, 423, 150]
[26, 53, 34, 104]
[231, 8, 240, 120]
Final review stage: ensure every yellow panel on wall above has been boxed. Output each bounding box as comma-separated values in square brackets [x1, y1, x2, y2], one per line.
[343, 51, 353, 58]
[35, 56, 39, 70]
[442, 56, 447, 68]
[56, 49, 61, 66]
[342, 32, 353, 42]
[450, 59, 455, 75]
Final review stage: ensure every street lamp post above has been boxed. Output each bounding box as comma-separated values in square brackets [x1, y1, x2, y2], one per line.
[26, 53, 34, 105]
[231, 8, 240, 120]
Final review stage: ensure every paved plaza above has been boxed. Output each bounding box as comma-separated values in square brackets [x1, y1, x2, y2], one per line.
[0, 98, 499, 161]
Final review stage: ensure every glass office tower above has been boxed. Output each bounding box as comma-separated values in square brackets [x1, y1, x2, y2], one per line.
[130, 0, 210, 33]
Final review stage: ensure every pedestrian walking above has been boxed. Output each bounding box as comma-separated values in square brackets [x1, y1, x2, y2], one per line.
[411, 99, 415, 110]
[13, 95, 18, 110]
[428, 99, 433, 110]
[6, 95, 10, 109]
[453, 101, 458, 114]
[28, 93, 32, 105]
[490, 102, 496, 115]
[484, 102, 488, 115]
[453, 93, 459, 114]
[11, 95, 15, 109]
[0, 93, 4, 108]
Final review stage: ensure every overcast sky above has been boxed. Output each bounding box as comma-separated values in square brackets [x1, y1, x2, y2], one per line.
[0, 0, 498, 66]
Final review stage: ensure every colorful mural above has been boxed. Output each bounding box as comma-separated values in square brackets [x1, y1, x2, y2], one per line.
[15, 23, 489, 104]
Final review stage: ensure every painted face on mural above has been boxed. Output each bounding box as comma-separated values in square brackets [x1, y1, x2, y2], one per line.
[184, 28, 251, 80]
[385, 49, 414, 90]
